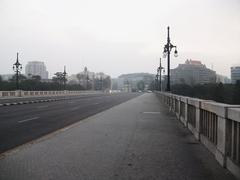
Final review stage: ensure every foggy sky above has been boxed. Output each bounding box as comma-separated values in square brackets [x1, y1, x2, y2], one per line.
[0, 0, 240, 78]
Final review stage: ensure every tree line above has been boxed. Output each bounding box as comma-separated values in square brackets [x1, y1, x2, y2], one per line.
[0, 73, 111, 91]
[171, 81, 240, 104]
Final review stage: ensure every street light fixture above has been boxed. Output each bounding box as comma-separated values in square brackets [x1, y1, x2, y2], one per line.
[157, 58, 164, 91]
[12, 52, 22, 90]
[155, 74, 159, 91]
[63, 66, 67, 90]
[162, 26, 178, 91]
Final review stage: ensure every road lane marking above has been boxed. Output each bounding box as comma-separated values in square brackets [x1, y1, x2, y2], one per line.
[37, 105, 49, 109]
[18, 117, 39, 123]
[70, 107, 79, 111]
[68, 101, 75, 104]
[93, 102, 100, 105]
[143, 112, 160, 114]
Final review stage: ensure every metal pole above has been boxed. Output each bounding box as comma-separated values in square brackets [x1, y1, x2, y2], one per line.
[167, 26, 171, 91]
[156, 74, 159, 91]
[13, 52, 22, 90]
[16, 53, 19, 90]
[16, 70, 19, 90]
[159, 58, 162, 91]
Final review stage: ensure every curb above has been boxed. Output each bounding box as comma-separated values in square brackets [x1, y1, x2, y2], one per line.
[0, 93, 106, 108]
[0, 98, 60, 107]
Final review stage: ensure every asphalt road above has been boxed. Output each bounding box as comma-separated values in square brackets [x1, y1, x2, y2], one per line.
[0, 93, 140, 154]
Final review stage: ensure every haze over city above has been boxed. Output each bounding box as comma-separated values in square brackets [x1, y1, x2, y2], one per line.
[0, 0, 240, 77]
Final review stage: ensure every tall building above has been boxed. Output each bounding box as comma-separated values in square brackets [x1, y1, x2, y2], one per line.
[114, 73, 155, 91]
[231, 66, 240, 84]
[25, 61, 48, 79]
[171, 59, 216, 85]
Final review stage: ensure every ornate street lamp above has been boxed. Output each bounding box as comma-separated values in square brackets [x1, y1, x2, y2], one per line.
[13, 52, 22, 90]
[155, 74, 159, 91]
[157, 58, 164, 91]
[163, 26, 178, 91]
[63, 66, 67, 90]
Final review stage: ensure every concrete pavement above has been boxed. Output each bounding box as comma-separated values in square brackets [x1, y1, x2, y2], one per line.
[0, 93, 236, 180]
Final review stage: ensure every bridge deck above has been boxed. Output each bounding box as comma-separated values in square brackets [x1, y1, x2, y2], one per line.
[0, 93, 236, 180]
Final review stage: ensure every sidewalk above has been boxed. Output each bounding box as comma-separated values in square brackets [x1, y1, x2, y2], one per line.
[0, 93, 236, 180]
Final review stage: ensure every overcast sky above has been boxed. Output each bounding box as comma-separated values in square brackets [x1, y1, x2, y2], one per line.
[0, 0, 240, 78]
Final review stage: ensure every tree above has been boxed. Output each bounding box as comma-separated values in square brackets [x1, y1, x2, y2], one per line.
[148, 80, 155, 91]
[102, 76, 111, 90]
[31, 75, 41, 82]
[233, 80, 240, 104]
[52, 72, 65, 89]
[10, 74, 27, 82]
[75, 73, 87, 90]
[214, 82, 224, 103]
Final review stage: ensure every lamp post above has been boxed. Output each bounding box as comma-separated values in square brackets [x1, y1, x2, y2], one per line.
[163, 26, 178, 91]
[13, 52, 22, 90]
[155, 74, 159, 91]
[63, 66, 67, 90]
[158, 58, 164, 91]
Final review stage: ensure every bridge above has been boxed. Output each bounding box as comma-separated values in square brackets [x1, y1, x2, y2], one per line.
[0, 92, 239, 179]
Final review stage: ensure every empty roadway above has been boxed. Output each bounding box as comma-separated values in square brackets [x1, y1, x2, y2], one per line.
[0, 93, 140, 154]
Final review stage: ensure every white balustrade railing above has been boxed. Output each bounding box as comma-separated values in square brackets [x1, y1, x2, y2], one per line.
[155, 91, 240, 179]
[0, 90, 103, 98]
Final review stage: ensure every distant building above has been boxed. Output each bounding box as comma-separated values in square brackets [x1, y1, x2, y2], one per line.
[216, 74, 231, 84]
[123, 80, 132, 92]
[171, 59, 216, 85]
[68, 67, 111, 90]
[0, 74, 14, 81]
[231, 66, 240, 84]
[111, 78, 124, 90]
[76, 67, 95, 88]
[115, 73, 155, 91]
[25, 61, 49, 79]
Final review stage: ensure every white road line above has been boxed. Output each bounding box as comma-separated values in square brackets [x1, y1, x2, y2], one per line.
[143, 112, 160, 114]
[37, 105, 49, 109]
[18, 117, 39, 123]
[68, 101, 75, 104]
[93, 102, 100, 105]
[70, 107, 79, 111]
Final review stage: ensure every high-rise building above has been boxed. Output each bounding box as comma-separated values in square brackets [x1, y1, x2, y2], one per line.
[25, 61, 48, 79]
[171, 59, 216, 85]
[231, 66, 240, 84]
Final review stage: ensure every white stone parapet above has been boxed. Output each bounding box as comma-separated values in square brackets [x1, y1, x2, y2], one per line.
[0, 90, 102, 98]
[155, 91, 240, 179]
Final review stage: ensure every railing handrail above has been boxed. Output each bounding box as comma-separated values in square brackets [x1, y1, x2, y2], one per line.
[0, 90, 103, 98]
[155, 91, 240, 179]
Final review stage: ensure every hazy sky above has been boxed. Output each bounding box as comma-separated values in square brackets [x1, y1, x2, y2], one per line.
[0, 0, 240, 78]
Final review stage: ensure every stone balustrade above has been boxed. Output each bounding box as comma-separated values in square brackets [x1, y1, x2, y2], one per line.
[155, 91, 240, 179]
[0, 90, 102, 98]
